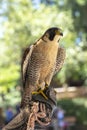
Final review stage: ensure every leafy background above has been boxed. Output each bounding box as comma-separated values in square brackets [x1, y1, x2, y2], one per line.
[0, 0, 87, 126]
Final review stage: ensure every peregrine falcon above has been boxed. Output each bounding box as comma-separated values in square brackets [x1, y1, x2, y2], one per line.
[21, 27, 66, 108]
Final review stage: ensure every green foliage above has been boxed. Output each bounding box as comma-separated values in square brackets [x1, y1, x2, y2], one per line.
[65, 45, 87, 86]
[0, 64, 20, 93]
[57, 98, 87, 125]
[0, 0, 87, 95]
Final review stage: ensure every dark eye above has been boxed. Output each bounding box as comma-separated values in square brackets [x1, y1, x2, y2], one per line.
[49, 31, 55, 41]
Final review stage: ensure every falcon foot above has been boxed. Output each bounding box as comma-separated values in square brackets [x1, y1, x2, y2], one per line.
[32, 88, 48, 100]
[32, 87, 57, 111]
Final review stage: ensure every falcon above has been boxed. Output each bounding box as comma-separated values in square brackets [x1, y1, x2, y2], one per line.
[21, 27, 66, 108]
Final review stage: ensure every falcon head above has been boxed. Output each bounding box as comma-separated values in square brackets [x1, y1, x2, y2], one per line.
[42, 27, 63, 42]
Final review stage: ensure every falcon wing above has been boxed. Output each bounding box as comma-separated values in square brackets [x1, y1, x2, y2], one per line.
[21, 44, 34, 87]
[54, 47, 66, 75]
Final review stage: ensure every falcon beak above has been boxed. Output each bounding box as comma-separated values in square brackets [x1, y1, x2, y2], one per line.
[55, 30, 63, 36]
[60, 32, 63, 36]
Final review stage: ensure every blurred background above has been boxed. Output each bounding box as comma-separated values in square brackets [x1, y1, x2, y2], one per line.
[0, 0, 87, 130]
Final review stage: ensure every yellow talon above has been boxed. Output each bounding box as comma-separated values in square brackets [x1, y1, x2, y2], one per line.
[32, 89, 48, 100]
[40, 90, 48, 100]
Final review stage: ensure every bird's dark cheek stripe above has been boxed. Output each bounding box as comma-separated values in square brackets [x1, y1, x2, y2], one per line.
[49, 33, 55, 41]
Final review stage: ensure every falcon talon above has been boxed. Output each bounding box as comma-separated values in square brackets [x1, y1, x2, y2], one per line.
[32, 90, 48, 100]
[40, 90, 48, 100]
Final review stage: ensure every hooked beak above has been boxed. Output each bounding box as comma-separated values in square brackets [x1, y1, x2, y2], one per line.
[55, 29, 63, 36]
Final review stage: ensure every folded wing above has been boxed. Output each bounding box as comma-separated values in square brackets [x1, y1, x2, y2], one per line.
[54, 47, 66, 75]
[21, 45, 34, 87]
